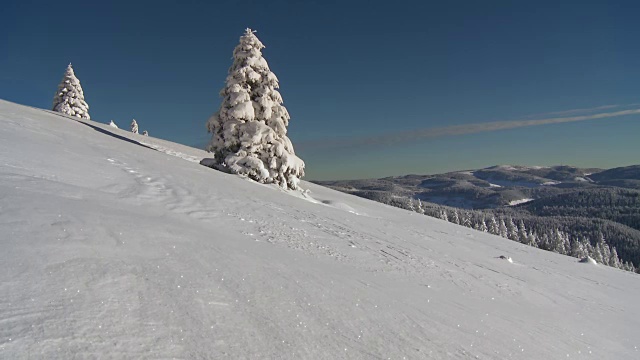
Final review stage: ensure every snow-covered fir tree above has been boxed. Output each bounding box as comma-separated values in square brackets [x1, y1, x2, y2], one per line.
[477, 219, 488, 232]
[142, 130, 149, 136]
[517, 220, 528, 243]
[506, 217, 518, 241]
[461, 211, 472, 228]
[600, 235, 612, 265]
[498, 219, 509, 238]
[205, 29, 305, 190]
[450, 209, 460, 225]
[52, 64, 90, 119]
[487, 216, 499, 235]
[592, 241, 605, 264]
[610, 247, 622, 268]
[526, 231, 539, 247]
[131, 119, 138, 134]
[407, 199, 416, 212]
[109, 120, 118, 128]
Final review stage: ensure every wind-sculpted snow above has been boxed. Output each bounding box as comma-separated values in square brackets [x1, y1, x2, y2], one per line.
[1, 99, 639, 359]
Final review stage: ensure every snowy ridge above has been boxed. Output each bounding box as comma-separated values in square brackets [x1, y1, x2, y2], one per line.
[1, 100, 639, 359]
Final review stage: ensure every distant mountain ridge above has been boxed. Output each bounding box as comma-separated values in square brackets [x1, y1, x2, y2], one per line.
[315, 164, 640, 209]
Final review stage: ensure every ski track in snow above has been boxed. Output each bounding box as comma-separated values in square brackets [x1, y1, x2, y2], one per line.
[102, 153, 448, 272]
[138, 142, 201, 164]
[1, 100, 640, 359]
[104, 154, 453, 275]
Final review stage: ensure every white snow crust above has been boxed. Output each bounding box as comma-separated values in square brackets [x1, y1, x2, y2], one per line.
[1, 99, 639, 359]
[542, 181, 561, 186]
[580, 256, 598, 265]
[508, 198, 534, 206]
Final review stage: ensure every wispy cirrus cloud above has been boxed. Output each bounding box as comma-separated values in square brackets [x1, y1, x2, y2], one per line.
[523, 103, 640, 118]
[299, 107, 640, 150]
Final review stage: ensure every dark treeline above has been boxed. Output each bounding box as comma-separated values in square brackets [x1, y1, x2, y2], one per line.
[521, 188, 640, 231]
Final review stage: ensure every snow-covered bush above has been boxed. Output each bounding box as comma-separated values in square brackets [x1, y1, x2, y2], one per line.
[205, 28, 305, 190]
[130, 119, 138, 134]
[52, 64, 90, 119]
[109, 120, 118, 128]
[142, 130, 149, 136]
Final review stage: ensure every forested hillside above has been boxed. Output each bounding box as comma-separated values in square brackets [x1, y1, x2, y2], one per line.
[315, 165, 640, 272]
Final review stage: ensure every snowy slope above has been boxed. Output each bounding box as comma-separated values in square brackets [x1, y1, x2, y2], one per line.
[1, 99, 639, 359]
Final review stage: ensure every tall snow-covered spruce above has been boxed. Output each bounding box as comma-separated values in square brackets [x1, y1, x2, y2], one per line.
[205, 29, 305, 190]
[52, 64, 90, 119]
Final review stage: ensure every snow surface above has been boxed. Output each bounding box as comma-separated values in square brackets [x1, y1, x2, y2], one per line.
[1, 99, 639, 359]
[489, 165, 518, 171]
[480, 178, 541, 188]
[508, 198, 534, 206]
[541, 181, 561, 186]
[580, 257, 598, 265]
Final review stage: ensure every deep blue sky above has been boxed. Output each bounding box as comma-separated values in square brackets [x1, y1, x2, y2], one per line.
[2, 0, 639, 180]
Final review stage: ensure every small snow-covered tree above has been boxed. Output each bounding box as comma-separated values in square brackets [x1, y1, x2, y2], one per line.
[487, 216, 499, 235]
[461, 211, 472, 228]
[517, 220, 527, 243]
[407, 199, 416, 212]
[439, 209, 449, 222]
[591, 242, 605, 264]
[109, 120, 118, 128]
[142, 130, 149, 136]
[570, 238, 588, 258]
[449, 209, 460, 225]
[506, 217, 518, 241]
[526, 231, 538, 247]
[477, 218, 488, 232]
[52, 63, 90, 119]
[205, 29, 305, 190]
[498, 218, 508, 238]
[131, 119, 139, 134]
[539, 232, 550, 249]
[551, 229, 567, 254]
[600, 236, 611, 266]
[610, 247, 621, 269]
[626, 261, 636, 273]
